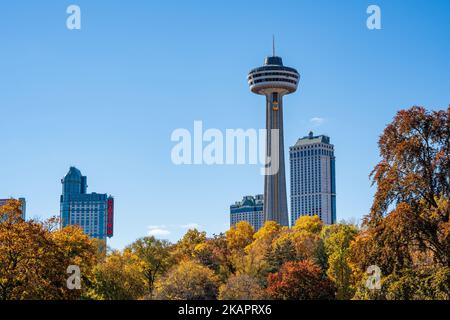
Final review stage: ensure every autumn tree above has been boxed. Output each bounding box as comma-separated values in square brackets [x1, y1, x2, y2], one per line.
[267, 260, 335, 300]
[369, 106, 449, 268]
[322, 223, 358, 300]
[225, 221, 254, 253]
[154, 260, 219, 300]
[291, 216, 326, 268]
[0, 199, 24, 223]
[0, 200, 49, 300]
[47, 225, 98, 299]
[173, 228, 207, 260]
[233, 221, 283, 284]
[193, 234, 234, 281]
[0, 200, 98, 300]
[88, 249, 146, 300]
[293, 215, 323, 234]
[266, 230, 297, 273]
[351, 106, 450, 300]
[352, 265, 450, 300]
[218, 274, 266, 300]
[382, 266, 450, 300]
[127, 236, 172, 299]
[263, 217, 327, 275]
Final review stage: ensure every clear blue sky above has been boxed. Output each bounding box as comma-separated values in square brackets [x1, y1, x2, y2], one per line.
[1, 0, 449, 249]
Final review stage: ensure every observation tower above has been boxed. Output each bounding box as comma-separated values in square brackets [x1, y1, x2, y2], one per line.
[247, 40, 300, 226]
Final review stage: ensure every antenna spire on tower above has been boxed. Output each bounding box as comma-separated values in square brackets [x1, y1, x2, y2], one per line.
[272, 35, 275, 56]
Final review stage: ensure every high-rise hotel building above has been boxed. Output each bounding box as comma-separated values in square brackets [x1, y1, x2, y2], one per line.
[289, 132, 336, 225]
[60, 167, 114, 241]
[230, 195, 264, 231]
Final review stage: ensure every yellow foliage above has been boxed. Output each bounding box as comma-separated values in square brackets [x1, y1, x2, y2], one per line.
[292, 215, 323, 234]
[0, 200, 98, 300]
[154, 260, 219, 300]
[253, 221, 282, 241]
[225, 221, 254, 252]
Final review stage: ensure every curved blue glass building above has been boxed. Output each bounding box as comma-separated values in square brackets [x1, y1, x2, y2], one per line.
[60, 167, 114, 241]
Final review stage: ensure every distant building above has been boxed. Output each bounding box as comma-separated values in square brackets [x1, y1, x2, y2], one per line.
[289, 132, 336, 225]
[230, 195, 264, 231]
[0, 198, 26, 220]
[60, 167, 114, 241]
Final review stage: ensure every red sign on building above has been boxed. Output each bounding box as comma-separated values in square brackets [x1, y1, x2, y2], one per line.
[107, 197, 114, 237]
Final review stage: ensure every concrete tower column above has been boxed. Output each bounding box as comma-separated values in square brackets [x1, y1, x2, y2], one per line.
[248, 52, 300, 227]
[264, 92, 289, 226]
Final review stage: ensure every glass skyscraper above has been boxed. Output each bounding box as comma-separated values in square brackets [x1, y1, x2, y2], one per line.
[230, 195, 264, 231]
[60, 167, 114, 241]
[289, 132, 336, 225]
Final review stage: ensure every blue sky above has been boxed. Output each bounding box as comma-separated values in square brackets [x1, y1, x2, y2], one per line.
[1, 0, 449, 249]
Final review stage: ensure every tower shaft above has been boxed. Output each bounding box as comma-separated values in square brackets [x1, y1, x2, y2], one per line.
[248, 52, 299, 228]
[264, 93, 289, 226]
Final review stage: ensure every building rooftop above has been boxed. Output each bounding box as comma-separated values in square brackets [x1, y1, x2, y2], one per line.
[66, 166, 82, 178]
[265, 56, 283, 66]
[293, 131, 331, 147]
[231, 194, 263, 208]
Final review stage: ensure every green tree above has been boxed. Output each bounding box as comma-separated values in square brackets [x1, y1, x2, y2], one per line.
[384, 266, 449, 300]
[353, 266, 450, 300]
[322, 223, 358, 299]
[266, 232, 298, 273]
[127, 236, 172, 299]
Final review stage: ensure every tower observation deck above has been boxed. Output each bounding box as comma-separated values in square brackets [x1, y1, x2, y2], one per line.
[247, 50, 300, 227]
